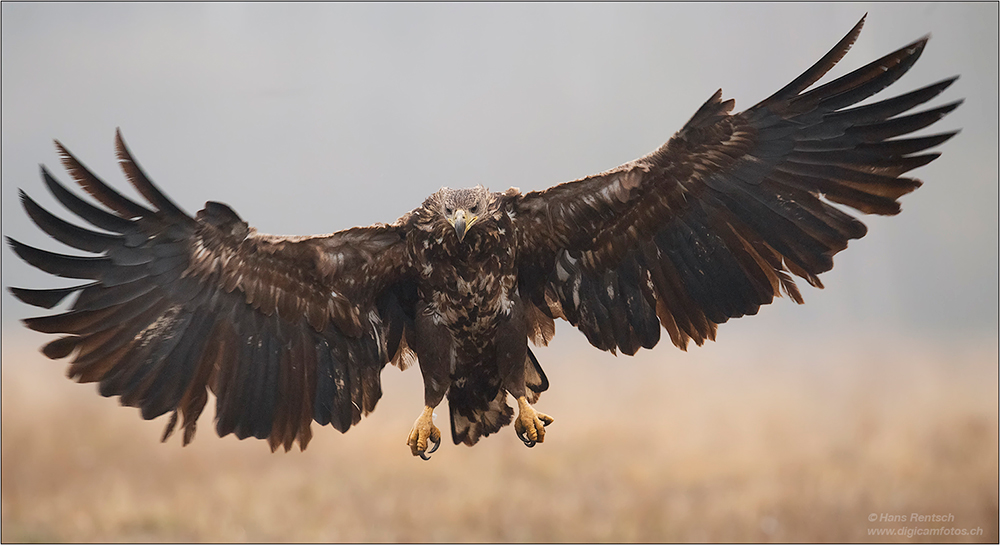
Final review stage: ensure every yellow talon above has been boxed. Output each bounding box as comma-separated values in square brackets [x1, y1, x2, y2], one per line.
[514, 396, 553, 447]
[406, 406, 442, 459]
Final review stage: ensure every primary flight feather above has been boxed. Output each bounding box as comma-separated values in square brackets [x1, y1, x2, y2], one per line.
[8, 16, 961, 459]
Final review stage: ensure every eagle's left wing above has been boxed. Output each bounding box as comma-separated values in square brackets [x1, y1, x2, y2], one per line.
[512, 17, 960, 354]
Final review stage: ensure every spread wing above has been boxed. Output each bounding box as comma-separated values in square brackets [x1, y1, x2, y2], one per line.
[8, 130, 417, 451]
[513, 16, 960, 354]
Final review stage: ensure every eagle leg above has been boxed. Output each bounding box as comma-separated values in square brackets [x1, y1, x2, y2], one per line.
[407, 405, 442, 460]
[514, 395, 553, 448]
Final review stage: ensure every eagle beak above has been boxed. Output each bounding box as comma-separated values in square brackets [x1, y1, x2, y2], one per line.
[453, 210, 468, 242]
[449, 209, 478, 242]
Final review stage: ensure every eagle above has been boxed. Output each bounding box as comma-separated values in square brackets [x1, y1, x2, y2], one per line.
[8, 17, 960, 460]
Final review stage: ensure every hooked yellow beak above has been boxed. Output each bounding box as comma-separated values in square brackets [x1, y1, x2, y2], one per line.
[448, 209, 478, 242]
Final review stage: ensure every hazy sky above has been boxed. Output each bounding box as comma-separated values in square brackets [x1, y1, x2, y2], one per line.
[2, 3, 997, 348]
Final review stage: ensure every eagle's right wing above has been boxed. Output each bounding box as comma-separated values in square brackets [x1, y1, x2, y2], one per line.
[8, 130, 416, 451]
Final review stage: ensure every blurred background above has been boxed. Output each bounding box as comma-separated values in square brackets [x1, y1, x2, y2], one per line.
[2, 3, 997, 542]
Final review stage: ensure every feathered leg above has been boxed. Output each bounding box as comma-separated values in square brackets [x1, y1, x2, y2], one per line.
[409, 303, 451, 459]
[499, 295, 553, 447]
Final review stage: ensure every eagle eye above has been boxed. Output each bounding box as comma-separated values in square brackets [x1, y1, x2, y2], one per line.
[445, 207, 453, 215]
[470, 205, 479, 214]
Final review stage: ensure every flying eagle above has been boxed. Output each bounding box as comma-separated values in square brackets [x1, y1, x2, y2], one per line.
[8, 17, 960, 459]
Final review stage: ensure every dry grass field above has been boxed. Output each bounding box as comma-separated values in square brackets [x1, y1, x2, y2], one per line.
[2, 326, 997, 542]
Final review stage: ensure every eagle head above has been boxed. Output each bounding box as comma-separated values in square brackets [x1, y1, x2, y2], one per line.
[420, 185, 498, 243]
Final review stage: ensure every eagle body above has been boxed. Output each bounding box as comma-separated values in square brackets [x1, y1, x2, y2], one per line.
[405, 186, 540, 445]
[9, 17, 961, 458]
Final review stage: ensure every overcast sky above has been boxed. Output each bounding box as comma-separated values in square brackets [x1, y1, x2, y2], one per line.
[2, 3, 997, 349]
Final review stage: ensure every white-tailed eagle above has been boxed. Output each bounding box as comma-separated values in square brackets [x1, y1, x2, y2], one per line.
[8, 17, 961, 459]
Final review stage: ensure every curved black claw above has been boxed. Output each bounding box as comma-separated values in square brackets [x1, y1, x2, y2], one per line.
[516, 428, 536, 448]
[418, 434, 441, 460]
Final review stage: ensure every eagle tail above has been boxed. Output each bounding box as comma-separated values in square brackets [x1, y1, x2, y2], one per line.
[449, 386, 513, 446]
[448, 349, 550, 445]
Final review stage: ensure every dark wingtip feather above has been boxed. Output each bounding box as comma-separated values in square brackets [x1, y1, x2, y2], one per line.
[6, 236, 28, 258]
[54, 139, 152, 219]
[19, 189, 120, 254]
[927, 129, 961, 148]
[764, 14, 866, 103]
[40, 163, 138, 235]
[114, 129, 193, 221]
[8, 285, 87, 309]
[6, 236, 109, 280]
[42, 336, 80, 359]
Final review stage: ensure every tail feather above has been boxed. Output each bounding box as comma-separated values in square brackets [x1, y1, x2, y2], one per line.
[450, 387, 512, 446]
[448, 349, 550, 445]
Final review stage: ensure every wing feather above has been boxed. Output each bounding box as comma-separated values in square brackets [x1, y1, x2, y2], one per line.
[10, 133, 417, 450]
[55, 139, 154, 219]
[514, 17, 959, 351]
[9, 284, 90, 309]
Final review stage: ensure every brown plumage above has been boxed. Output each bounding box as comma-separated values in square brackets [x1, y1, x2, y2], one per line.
[8, 16, 960, 458]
